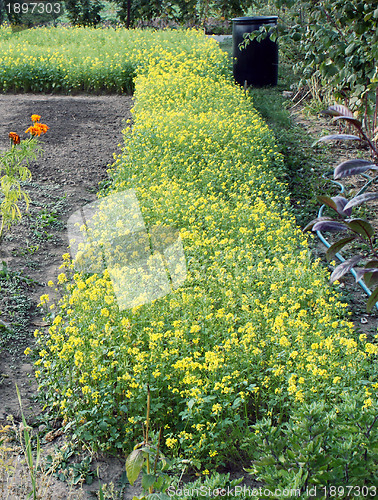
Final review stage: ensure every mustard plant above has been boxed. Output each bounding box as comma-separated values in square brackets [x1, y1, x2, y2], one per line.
[29, 33, 378, 492]
[125, 385, 171, 499]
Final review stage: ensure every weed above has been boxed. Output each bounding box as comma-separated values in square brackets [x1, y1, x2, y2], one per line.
[0, 262, 35, 350]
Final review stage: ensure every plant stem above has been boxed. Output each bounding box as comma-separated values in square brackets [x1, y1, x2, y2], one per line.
[145, 384, 153, 494]
[153, 427, 163, 475]
[146, 384, 150, 446]
[0, 217, 4, 242]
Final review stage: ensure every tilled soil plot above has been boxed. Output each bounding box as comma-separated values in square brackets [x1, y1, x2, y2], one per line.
[0, 94, 141, 499]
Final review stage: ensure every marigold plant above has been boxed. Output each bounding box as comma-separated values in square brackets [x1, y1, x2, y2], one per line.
[0, 115, 48, 239]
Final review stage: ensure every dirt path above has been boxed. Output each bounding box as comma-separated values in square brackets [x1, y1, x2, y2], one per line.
[0, 93, 137, 498]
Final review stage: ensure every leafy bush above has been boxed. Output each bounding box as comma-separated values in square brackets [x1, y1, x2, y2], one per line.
[277, 0, 378, 127]
[64, 0, 103, 27]
[0, 114, 49, 240]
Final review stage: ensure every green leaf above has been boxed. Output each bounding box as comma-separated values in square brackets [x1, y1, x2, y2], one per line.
[154, 475, 165, 490]
[332, 116, 362, 129]
[126, 449, 145, 486]
[325, 236, 356, 262]
[346, 218, 374, 239]
[366, 286, 378, 312]
[141, 473, 156, 490]
[99, 420, 108, 431]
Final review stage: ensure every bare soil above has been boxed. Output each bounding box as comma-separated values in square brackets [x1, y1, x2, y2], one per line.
[0, 93, 143, 499]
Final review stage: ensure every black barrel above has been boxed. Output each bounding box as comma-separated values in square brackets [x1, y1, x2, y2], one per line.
[232, 16, 278, 87]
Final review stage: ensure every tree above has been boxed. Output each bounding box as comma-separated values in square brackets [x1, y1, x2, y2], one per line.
[277, 0, 378, 125]
[212, 0, 255, 19]
[64, 0, 103, 26]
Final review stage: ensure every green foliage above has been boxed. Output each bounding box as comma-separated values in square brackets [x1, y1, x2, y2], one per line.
[166, 473, 244, 499]
[67, 0, 254, 27]
[64, 0, 103, 26]
[250, 386, 378, 491]
[306, 104, 378, 311]
[241, 1, 378, 126]
[0, 139, 33, 238]
[280, 0, 378, 125]
[247, 85, 323, 226]
[0, 261, 34, 345]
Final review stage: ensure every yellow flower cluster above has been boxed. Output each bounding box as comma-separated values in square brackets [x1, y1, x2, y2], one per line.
[31, 29, 377, 466]
[0, 26, 228, 93]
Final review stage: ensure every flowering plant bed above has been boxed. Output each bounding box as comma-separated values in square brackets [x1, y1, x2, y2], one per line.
[27, 30, 378, 493]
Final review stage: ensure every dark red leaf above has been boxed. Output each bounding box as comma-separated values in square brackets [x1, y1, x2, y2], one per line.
[355, 269, 378, 287]
[344, 193, 378, 210]
[312, 221, 349, 232]
[334, 159, 378, 179]
[303, 216, 334, 232]
[330, 255, 364, 283]
[317, 195, 337, 211]
[327, 104, 354, 117]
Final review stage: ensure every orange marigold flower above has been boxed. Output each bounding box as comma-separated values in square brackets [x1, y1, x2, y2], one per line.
[25, 123, 49, 136]
[31, 114, 41, 122]
[37, 123, 49, 134]
[25, 126, 38, 136]
[9, 132, 20, 145]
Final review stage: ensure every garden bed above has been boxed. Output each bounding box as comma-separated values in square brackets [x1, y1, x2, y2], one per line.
[0, 26, 377, 499]
[0, 93, 135, 499]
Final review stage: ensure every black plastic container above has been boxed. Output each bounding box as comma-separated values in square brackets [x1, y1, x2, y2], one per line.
[232, 16, 278, 87]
